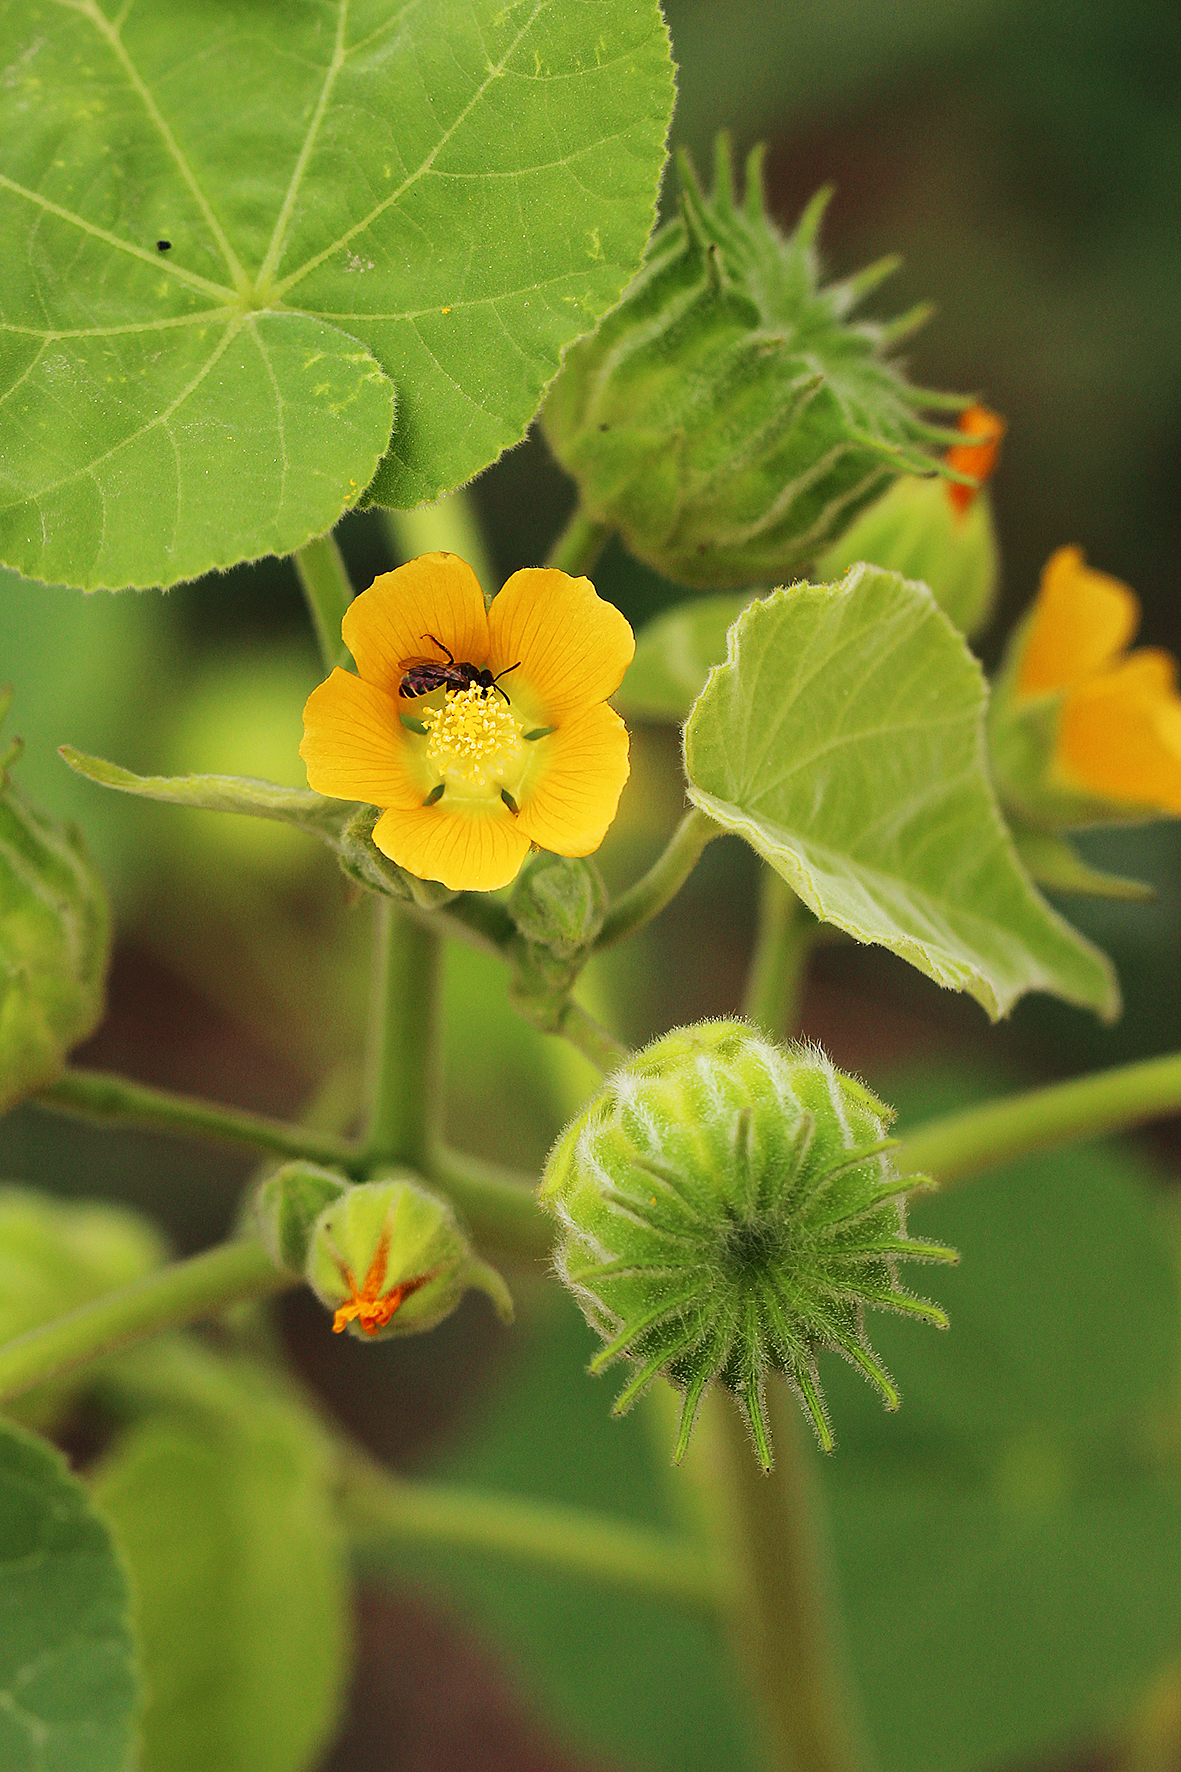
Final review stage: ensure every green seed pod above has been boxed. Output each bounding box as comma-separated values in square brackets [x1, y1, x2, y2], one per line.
[305, 1175, 513, 1341]
[540, 1021, 956, 1468]
[254, 1162, 349, 1274]
[542, 137, 968, 591]
[0, 692, 111, 1114]
[509, 852, 608, 960]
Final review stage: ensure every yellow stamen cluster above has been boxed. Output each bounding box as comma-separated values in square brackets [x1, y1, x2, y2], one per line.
[422, 684, 522, 788]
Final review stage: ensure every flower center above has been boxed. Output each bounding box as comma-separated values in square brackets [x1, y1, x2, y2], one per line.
[422, 683, 524, 789]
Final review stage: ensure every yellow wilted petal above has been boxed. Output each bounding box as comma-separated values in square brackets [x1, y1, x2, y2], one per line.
[517, 703, 630, 856]
[343, 553, 490, 695]
[1057, 650, 1181, 813]
[300, 669, 424, 808]
[372, 801, 532, 893]
[1018, 546, 1140, 697]
[487, 569, 635, 724]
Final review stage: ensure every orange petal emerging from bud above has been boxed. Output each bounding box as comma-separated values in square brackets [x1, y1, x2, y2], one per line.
[946, 405, 1006, 515]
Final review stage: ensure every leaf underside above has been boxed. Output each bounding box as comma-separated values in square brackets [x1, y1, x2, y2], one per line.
[1, 0, 674, 589]
[0, 1419, 139, 1772]
[683, 565, 1118, 1021]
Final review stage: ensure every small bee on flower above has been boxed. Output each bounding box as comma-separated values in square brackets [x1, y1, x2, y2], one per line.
[300, 553, 634, 893]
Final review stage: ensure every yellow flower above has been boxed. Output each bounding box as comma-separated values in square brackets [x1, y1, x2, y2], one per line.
[300, 552, 634, 892]
[1012, 545, 1181, 815]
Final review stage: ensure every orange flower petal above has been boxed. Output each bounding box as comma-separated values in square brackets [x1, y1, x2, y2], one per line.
[301, 669, 424, 808]
[517, 703, 630, 856]
[1057, 650, 1181, 813]
[371, 802, 533, 893]
[946, 405, 1005, 515]
[486, 569, 635, 724]
[342, 553, 490, 696]
[1018, 546, 1140, 697]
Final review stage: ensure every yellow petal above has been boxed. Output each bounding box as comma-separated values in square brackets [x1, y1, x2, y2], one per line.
[1018, 546, 1140, 697]
[342, 554, 490, 696]
[517, 703, 630, 856]
[486, 569, 635, 723]
[372, 802, 532, 893]
[300, 669, 423, 808]
[1057, 649, 1181, 812]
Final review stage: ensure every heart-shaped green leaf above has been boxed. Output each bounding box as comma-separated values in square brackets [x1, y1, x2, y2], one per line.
[1, 0, 674, 589]
[0, 1419, 139, 1772]
[683, 565, 1118, 1020]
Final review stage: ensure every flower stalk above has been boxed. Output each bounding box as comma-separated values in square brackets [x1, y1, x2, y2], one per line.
[544, 505, 613, 578]
[293, 532, 355, 673]
[688, 1384, 869, 1772]
[362, 899, 442, 1169]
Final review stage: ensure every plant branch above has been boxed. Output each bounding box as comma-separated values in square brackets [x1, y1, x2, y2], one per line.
[34, 1069, 364, 1174]
[362, 899, 442, 1169]
[383, 489, 495, 593]
[545, 505, 612, 578]
[294, 531, 354, 672]
[742, 867, 816, 1040]
[556, 1000, 632, 1073]
[0, 1240, 294, 1405]
[596, 808, 722, 951]
[897, 1049, 1181, 1185]
[685, 1384, 870, 1772]
[427, 1146, 551, 1263]
[341, 1454, 734, 1611]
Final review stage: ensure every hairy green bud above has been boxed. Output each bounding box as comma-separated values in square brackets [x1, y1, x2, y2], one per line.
[305, 1175, 513, 1341]
[542, 136, 967, 591]
[254, 1162, 349, 1274]
[0, 692, 111, 1113]
[540, 1022, 956, 1468]
[509, 852, 607, 960]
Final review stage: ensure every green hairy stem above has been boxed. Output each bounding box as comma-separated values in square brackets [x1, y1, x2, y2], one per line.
[0, 1240, 293, 1405]
[596, 807, 722, 950]
[898, 1048, 1181, 1183]
[362, 901, 442, 1169]
[544, 506, 613, 578]
[293, 532, 355, 672]
[342, 1457, 732, 1610]
[34, 1068, 364, 1174]
[682, 1386, 868, 1772]
[742, 868, 817, 1040]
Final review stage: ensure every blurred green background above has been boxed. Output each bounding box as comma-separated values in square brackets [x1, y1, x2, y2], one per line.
[3, 1, 1181, 1768]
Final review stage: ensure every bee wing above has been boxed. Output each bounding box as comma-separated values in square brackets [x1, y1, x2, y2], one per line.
[398, 654, 447, 671]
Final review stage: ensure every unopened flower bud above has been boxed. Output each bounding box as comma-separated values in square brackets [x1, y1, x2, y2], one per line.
[541, 1022, 956, 1468]
[305, 1176, 513, 1340]
[509, 853, 607, 960]
[542, 137, 967, 591]
[0, 692, 111, 1113]
[813, 407, 1004, 638]
[254, 1162, 349, 1274]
